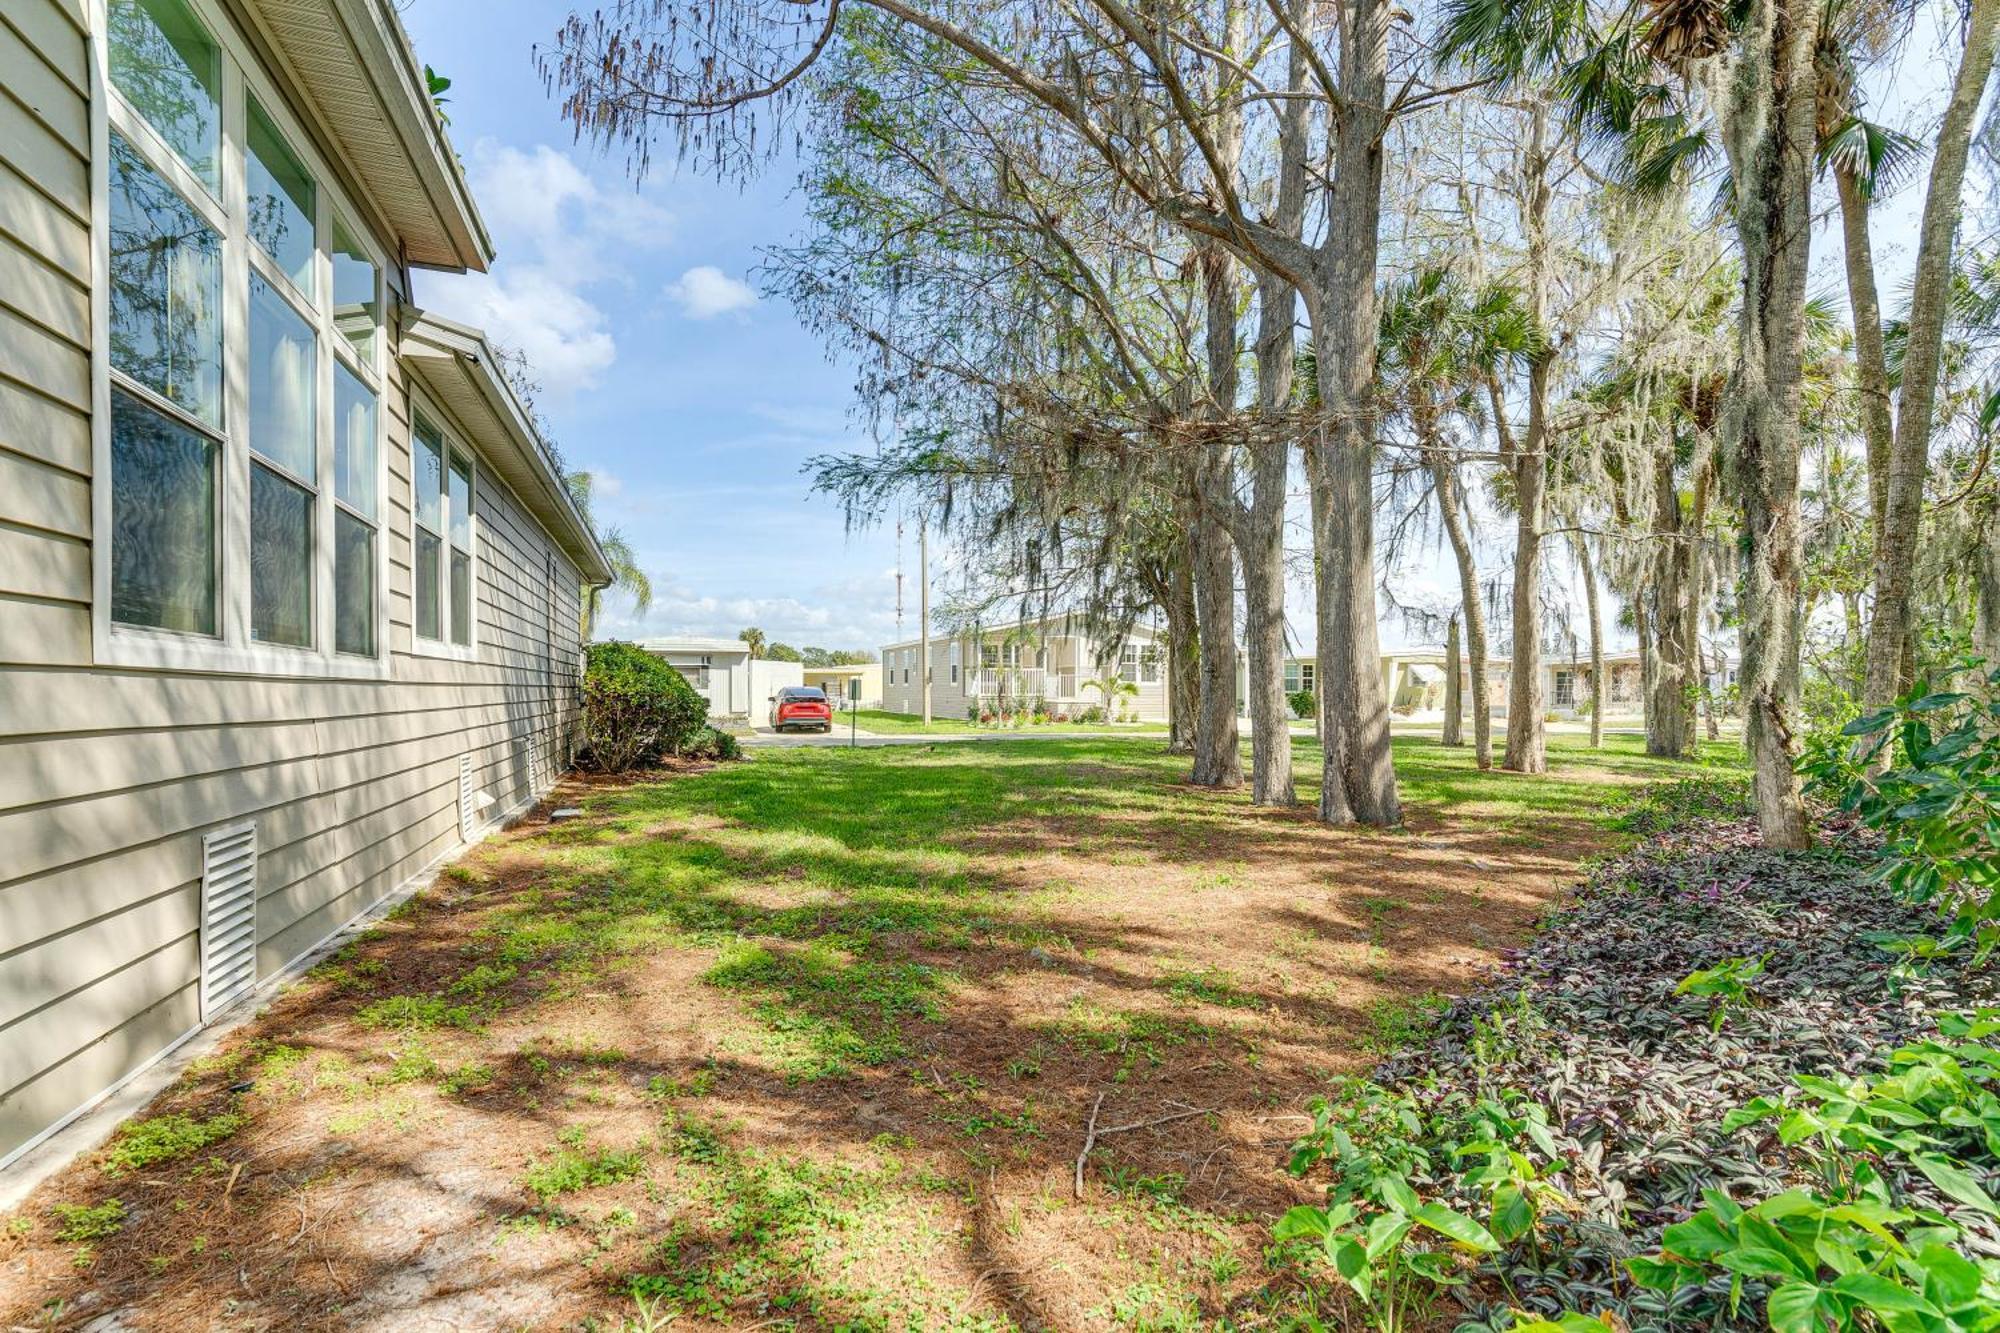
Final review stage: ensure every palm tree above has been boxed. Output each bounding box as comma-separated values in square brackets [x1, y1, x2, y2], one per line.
[1378, 267, 1542, 770]
[1084, 673, 1139, 721]
[738, 627, 768, 658]
[566, 472, 653, 638]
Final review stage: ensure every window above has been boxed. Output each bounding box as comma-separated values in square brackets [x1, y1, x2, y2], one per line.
[1139, 645, 1160, 684]
[1553, 670, 1576, 708]
[108, 0, 220, 192]
[949, 641, 960, 684]
[333, 363, 377, 655]
[412, 412, 478, 653]
[1119, 644, 1140, 684]
[97, 0, 385, 674]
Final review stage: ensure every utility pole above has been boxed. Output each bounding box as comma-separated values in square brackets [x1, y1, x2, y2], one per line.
[919, 516, 932, 726]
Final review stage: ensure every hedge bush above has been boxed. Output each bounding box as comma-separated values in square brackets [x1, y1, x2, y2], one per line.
[1288, 688, 1316, 720]
[580, 642, 709, 772]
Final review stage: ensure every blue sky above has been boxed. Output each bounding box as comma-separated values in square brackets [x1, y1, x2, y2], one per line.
[401, 0, 1956, 661]
[403, 3, 915, 655]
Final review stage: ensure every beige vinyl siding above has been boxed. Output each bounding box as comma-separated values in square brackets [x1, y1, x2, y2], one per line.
[0, 0, 591, 1162]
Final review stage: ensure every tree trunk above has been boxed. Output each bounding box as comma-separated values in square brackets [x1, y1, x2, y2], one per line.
[1190, 503, 1242, 788]
[1238, 500, 1293, 802]
[1864, 0, 2000, 709]
[1836, 166, 1896, 542]
[1496, 363, 1548, 774]
[1303, 0, 1399, 826]
[1225, 5, 1307, 808]
[1718, 0, 1821, 849]
[1166, 548, 1200, 754]
[1428, 436, 1492, 768]
[1443, 615, 1464, 747]
[1977, 503, 2000, 667]
[1577, 531, 1604, 748]
[1647, 447, 1696, 758]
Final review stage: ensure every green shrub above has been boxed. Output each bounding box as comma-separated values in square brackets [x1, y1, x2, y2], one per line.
[1288, 688, 1316, 719]
[683, 726, 741, 761]
[580, 642, 709, 772]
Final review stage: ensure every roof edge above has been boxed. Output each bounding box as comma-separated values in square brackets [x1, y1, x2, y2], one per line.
[329, 0, 494, 270]
[400, 311, 613, 585]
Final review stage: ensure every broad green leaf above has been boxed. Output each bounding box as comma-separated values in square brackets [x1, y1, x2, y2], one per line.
[1914, 1242, 1986, 1309]
[1413, 1201, 1500, 1252]
[1763, 1281, 1825, 1333]
[1491, 1183, 1535, 1243]
[1626, 1254, 1703, 1291]
[1716, 1245, 1808, 1281]
[1376, 1173, 1422, 1216]
[1910, 1153, 2000, 1216]
[1831, 1271, 1938, 1315]
[1274, 1206, 1330, 1242]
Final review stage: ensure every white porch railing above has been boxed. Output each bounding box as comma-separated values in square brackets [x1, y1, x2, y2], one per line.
[974, 669, 1080, 699]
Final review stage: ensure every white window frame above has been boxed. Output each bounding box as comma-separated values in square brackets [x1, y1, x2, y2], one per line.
[949, 640, 960, 684]
[1119, 643, 1140, 684]
[86, 0, 389, 679]
[1138, 643, 1160, 684]
[407, 392, 481, 662]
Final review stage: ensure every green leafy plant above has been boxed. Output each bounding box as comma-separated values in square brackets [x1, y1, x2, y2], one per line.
[1676, 955, 1767, 1031]
[1289, 688, 1317, 719]
[1275, 1176, 1498, 1333]
[1628, 1186, 2000, 1332]
[50, 1200, 126, 1242]
[1723, 1012, 2000, 1213]
[102, 1111, 243, 1175]
[1803, 663, 2000, 961]
[579, 642, 710, 772]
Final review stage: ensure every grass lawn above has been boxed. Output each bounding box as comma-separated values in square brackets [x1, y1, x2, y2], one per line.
[2, 733, 1742, 1331]
[848, 707, 1171, 735]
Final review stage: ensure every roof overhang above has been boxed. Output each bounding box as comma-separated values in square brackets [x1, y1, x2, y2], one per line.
[399, 312, 612, 585]
[239, 0, 492, 271]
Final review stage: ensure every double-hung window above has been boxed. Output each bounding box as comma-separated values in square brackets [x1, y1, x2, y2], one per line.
[96, 0, 386, 674]
[411, 412, 477, 653]
[1119, 644, 1141, 684]
[948, 641, 960, 684]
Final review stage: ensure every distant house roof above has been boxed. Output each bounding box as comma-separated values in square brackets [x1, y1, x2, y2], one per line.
[635, 637, 752, 656]
[882, 612, 1161, 654]
[253, 0, 492, 271]
[399, 312, 611, 584]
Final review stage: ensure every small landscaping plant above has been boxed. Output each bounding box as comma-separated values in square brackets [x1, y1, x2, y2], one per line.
[102, 1111, 243, 1175]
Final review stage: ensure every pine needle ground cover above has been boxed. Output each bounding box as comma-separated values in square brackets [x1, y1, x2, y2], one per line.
[2, 735, 1731, 1331]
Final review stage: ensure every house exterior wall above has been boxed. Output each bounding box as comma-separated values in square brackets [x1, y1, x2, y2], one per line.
[879, 624, 1168, 721]
[801, 664, 881, 709]
[0, 0, 592, 1167]
[748, 659, 804, 713]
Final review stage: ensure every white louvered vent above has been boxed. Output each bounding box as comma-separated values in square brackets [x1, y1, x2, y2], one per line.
[199, 822, 258, 1022]
[459, 753, 477, 843]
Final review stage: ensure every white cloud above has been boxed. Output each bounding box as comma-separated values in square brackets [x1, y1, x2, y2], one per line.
[666, 265, 760, 320]
[417, 141, 673, 396]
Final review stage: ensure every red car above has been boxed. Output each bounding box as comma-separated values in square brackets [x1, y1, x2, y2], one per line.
[768, 686, 833, 732]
